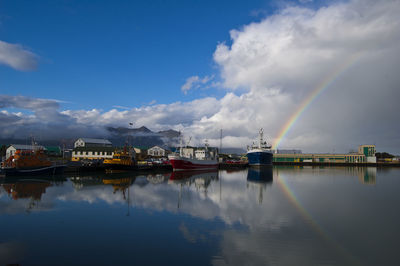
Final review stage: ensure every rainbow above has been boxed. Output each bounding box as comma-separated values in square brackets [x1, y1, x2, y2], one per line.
[276, 173, 326, 237]
[272, 53, 361, 150]
[275, 171, 360, 264]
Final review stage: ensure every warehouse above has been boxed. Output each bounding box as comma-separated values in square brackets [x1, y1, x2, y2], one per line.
[273, 145, 376, 164]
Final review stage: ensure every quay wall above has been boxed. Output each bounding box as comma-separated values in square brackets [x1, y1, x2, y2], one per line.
[272, 162, 400, 167]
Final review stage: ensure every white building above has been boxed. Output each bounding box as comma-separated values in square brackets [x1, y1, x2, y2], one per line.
[74, 138, 112, 148]
[6, 144, 46, 159]
[147, 146, 169, 157]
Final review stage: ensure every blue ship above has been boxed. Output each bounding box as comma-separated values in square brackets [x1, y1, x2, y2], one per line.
[247, 128, 273, 166]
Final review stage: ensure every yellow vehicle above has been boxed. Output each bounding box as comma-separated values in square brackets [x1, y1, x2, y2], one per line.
[103, 148, 135, 170]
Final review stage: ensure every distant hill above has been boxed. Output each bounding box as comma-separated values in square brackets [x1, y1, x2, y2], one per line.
[106, 126, 180, 148]
[106, 126, 153, 135]
[158, 129, 180, 139]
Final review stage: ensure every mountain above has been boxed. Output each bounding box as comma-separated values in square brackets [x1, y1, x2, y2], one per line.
[106, 126, 153, 135]
[106, 126, 179, 148]
[158, 129, 180, 139]
[0, 138, 76, 149]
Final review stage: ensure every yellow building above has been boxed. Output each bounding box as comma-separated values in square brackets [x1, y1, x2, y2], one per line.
[358, 145, 376, 157]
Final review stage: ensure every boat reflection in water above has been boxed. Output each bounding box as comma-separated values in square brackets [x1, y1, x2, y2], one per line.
[103, 176, 136, 216]
[0, 176, 66, 212]
[169, 170, 218, 187]
[169, 170, 219, 208]
[103, 177, 135, 198]
[247, 167, 273, 204]
[70, 175, 104, 190]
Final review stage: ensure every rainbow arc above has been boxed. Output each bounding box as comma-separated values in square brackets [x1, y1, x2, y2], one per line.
[272, 53, 361, 150]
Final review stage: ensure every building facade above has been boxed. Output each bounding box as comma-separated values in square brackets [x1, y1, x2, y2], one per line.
[358, 145, 377, 163]
[71, 147, 115, 161]
[358, 145, 376, 157]
[147, 146, 169, 157]
[273, 145, 376, 164]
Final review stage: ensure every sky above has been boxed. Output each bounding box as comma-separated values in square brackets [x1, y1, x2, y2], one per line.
[0, 0, 400, 153]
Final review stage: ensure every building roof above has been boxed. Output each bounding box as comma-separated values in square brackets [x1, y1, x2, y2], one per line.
[133, 146, 150, 150]
[8, 144, 46, 150]
[77, 138, 112, 145]
[148, 145, 170, 151]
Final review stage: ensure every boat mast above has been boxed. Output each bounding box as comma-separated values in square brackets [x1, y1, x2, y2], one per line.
[220, 129, 222, 154]
[259, 128, 264, 149]
[179, 131, 183, 157]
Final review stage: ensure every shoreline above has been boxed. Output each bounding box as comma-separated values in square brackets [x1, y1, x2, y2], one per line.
[63, 161, 400, 174]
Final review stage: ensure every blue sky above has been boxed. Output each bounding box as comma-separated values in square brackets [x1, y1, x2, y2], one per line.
[0, 0, 281, 109]
[1, 0, 400, 153]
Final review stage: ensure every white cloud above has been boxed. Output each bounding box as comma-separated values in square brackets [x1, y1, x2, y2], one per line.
[214, 0, 400, 94]
[113, 105, 131, 110]
[181, 75, 214, 94]
[0, 40, 38, 71]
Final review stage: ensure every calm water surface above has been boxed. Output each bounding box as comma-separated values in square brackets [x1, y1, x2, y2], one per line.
[0, 166, 399, 265]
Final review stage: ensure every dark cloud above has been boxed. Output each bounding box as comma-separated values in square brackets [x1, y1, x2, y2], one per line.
[0, 95, 59, 110]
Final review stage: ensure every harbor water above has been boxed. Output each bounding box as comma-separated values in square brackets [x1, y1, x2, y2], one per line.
[0, 166, 399, 265]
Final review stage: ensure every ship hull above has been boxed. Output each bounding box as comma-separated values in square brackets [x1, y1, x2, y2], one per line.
[168, 155, 218, 171]
[103, 164, 136, 170]
[247, 151, 273, 166]
[0, 165, 66, 177]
